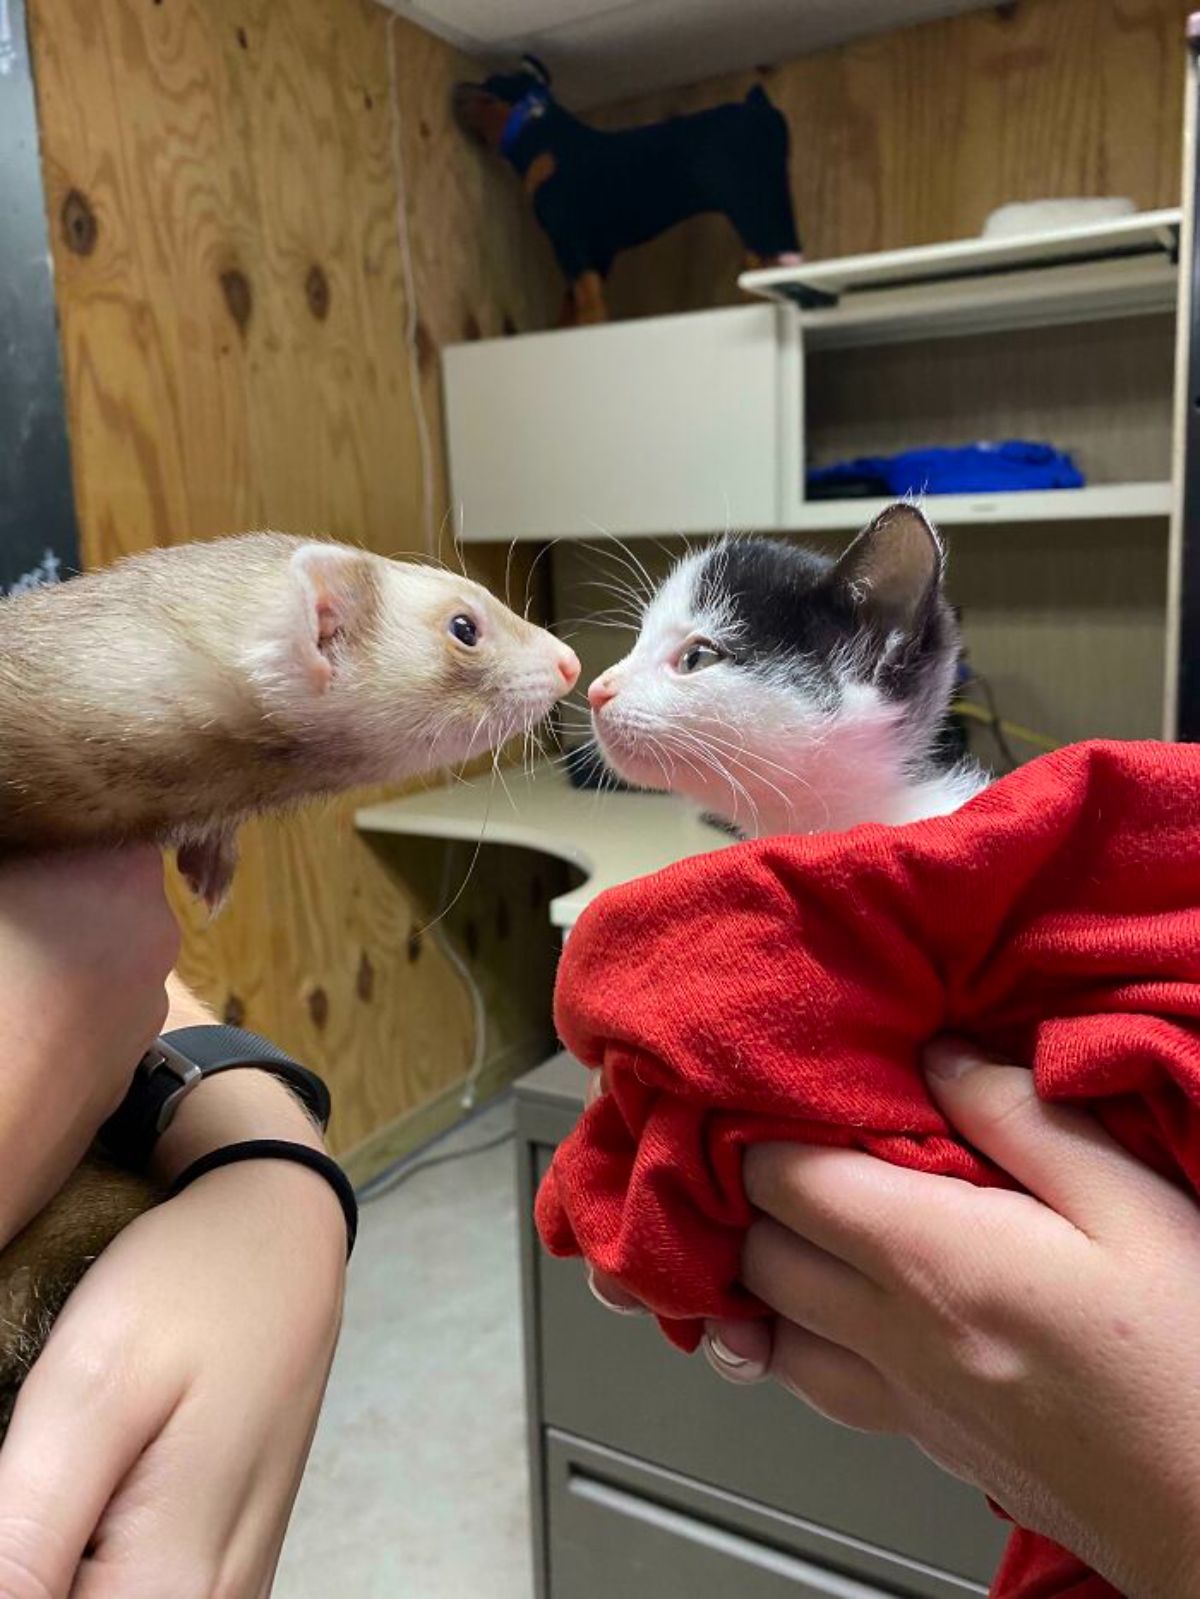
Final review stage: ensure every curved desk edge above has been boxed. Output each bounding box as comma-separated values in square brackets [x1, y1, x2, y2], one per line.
[355, 769, 730, 930]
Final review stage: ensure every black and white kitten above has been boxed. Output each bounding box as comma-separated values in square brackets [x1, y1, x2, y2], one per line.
[586, 503, 986, 837]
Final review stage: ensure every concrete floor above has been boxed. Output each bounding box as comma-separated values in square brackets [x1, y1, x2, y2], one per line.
[276, 1097, 533, 1599]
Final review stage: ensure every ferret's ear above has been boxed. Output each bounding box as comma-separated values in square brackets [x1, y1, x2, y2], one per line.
[829, 502, 943, 634]
[287, 542, 374, 693]
[244, 540, 376, 697]
[245, 541, 376, 701]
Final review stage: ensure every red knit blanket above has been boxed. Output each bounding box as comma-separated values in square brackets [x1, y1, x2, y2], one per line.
[535, 740, 1200, 1599]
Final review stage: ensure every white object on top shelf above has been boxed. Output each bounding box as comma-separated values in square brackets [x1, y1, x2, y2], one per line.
[740, 208, 1181, 346]
[980, 198, 1136, 239]
[355, 765, 730, 930]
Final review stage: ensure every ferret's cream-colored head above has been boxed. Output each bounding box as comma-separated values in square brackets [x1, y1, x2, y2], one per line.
[245, 540, 579, 778]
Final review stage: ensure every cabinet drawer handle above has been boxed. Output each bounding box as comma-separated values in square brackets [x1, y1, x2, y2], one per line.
[570, 1472, 911, 1596]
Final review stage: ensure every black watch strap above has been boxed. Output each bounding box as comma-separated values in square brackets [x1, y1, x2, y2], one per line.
[99, 1025, 331, 1172]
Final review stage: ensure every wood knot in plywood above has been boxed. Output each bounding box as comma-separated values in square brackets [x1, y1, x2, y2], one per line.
[307, 985, 329, 1030]
[356, 949, 375, 1001]
[305, 263, 330, 321]
[223, 993, 246, 1027]
[414, 318, 436, 371]
[61, 190, 97, 256]
[461, 311, 482, 342]
[220, 268, 253, 332]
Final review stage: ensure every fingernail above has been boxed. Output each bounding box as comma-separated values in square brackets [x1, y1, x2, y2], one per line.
[587, 1268, 646, 1316]
[703, 1331, 765, 1380]
[924, 1039, 981, 1081]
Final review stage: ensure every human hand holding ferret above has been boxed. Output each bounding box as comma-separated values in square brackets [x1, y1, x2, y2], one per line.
[0, 975, 345, 1599]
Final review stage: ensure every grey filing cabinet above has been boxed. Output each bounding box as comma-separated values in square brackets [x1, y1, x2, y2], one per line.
[515, 1054, 1007, 1599]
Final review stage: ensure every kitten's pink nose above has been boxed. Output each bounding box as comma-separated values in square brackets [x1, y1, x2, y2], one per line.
[556, 647, 581, 690]
[588, 675, 617, 711]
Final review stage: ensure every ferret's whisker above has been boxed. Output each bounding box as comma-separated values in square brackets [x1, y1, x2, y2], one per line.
[414, 781, 496, 938]
[504, 535, 519, 613]
[452, 502, 469, 579]
[522, 536, 568, 620]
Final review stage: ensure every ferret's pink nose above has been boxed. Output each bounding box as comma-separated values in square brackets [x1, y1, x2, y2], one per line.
[588, 675, 617, 711]
[557, 647, 581, 690]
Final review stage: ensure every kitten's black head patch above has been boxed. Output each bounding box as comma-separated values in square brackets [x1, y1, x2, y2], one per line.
[694, 539, 844, 697]
[692, 506, 958, 728]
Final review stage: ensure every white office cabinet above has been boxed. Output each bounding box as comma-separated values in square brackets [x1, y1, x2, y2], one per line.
[443, 304, 795, 541]
[442, 214, 1181, 545]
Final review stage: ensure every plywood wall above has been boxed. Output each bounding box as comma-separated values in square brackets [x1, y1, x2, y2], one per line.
[594, 0, 1193, 320]
[28, 0, 561, 1156]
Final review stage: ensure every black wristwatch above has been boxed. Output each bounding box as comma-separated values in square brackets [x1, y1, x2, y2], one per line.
[98, 1025, 331, 1172]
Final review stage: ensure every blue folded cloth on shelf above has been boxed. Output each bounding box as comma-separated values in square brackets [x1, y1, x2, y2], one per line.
[807, 441, 1085, 499]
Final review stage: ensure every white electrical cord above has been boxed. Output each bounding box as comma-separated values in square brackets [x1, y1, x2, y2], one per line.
[384, 22, 489, 1104]
[386, 8, 437, 558]
[434, 841, 488, 1110]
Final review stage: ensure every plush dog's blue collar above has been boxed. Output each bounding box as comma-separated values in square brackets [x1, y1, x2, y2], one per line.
[500, 89, 549, 156]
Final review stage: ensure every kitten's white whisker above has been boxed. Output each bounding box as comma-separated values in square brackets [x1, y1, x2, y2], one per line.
[606, 534, 656, 599]
[666, 733, 761, 832]
[576, 576, 647, 617]
[580, 530, 656, 605]
[688, 726, 819, 799]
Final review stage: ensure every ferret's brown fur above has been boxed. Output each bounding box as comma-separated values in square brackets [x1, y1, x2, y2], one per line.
[0, 531, 578, 1430]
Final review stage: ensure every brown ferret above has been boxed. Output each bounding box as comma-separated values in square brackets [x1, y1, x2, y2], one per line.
[0, 531, 580, 1429]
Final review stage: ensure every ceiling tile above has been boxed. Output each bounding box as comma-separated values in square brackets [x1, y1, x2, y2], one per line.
[382, 0, 995, 105]
[397, 0, 634, 49]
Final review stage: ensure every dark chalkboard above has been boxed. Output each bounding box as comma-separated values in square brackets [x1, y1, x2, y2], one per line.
[0, 0, 80, 597]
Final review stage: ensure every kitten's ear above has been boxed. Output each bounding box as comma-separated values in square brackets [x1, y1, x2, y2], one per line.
[247, 541, 375, 699]
[829, 503, 944, 633]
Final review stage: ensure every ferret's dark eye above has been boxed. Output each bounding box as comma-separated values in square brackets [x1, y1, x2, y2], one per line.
[450, 614, 479, 647]
[679, 641, 725, 674]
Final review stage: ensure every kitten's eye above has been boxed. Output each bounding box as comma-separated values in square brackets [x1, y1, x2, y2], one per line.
[678, 641, 725, 674]
[450, 614, 480, 647]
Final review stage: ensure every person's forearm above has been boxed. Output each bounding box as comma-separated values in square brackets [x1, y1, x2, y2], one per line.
[150, 976, 327, 1184]
[0, 848, 179, 1244]
[0, 983, 348, 1599]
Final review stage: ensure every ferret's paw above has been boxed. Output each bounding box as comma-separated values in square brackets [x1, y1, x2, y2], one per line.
[177, 829, 239, 915]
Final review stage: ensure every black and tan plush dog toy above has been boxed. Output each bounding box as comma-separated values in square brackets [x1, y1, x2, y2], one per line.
[453, 56, 803, 326]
